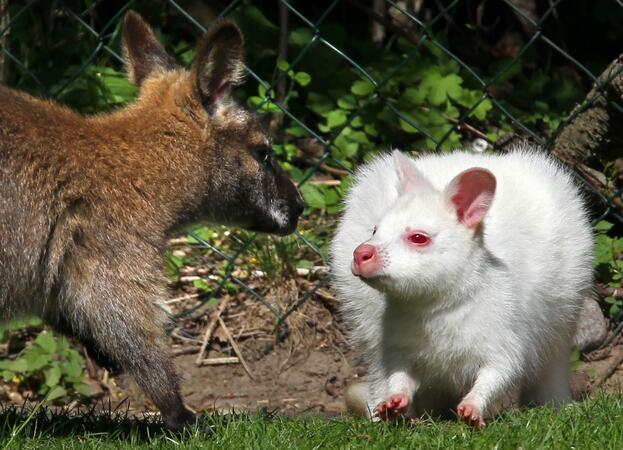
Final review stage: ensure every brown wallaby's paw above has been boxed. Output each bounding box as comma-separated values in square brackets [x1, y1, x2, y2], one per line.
[164, 407, 198, 431]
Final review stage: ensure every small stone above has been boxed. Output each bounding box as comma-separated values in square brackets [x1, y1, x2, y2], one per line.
[7, 391, 24, 404]
[574, 298, 608, 352]
[323, 401, 346, 413]
[471, 138, 489, 153]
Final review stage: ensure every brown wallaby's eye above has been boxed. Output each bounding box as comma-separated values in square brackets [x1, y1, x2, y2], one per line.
[372, 226, 377, 236]
[251, 146, 273, 166]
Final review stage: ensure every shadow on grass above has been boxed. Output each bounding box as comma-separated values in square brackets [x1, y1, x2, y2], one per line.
[0, 399, 214, 442]
[0, 400, 283, 443]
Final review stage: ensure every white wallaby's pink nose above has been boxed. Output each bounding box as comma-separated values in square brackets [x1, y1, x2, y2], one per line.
[352, 243, 381, 278]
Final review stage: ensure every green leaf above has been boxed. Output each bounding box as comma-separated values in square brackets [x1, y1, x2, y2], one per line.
[187, 226, 217, 244]
[348, 130, 369, 144]
[594, 235, 614, 265]
[193, 279, 210, 292]
[296, 259, 313, 269]
[62, 358, 83, 379]
[471, 98, 492, 121]
[294, 72, 311, 86]
[35, 331, 56, 354]
[399, 116, 419, 134]
[24, 348, 50, 371]
[428, 74, 463, 106]
[325, 110, 347, 129]
[300, 184, 326, 210]
[55, 336, 70, 351]
[306, 92, 334, 115]
[351, 80, 375, 96]
[9, 358, 29, 373]
[594, 221, 614, 233]
[404, 87, 427, 104]
[276, 58, 290, 71]
[285, 126, 307, 138]
[46, 385, 67, 401]
[74, 382, 92, 397]
[364, 124, 378, 137]
[289, 27, 313, 46]
[337, 95, 357, 110]
[609, 302, 620, 318]
[44, 365, 61, 387]
[323, 188, 341, 206]
[257, 101, 282, 114]
[166, 252, 184, 278]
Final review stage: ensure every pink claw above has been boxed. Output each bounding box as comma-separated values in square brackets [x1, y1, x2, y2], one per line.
[375, 393, 410, 421]
[457, 401, 486, 429]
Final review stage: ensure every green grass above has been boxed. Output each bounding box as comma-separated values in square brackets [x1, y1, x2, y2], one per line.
[1, 394, 622, 449]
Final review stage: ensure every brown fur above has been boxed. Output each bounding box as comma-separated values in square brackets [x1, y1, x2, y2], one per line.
[0, 11, 304, 429]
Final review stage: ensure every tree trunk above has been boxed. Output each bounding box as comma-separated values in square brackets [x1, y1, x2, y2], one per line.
[0, 0, 8, 84]
[551, 54, 623, 211]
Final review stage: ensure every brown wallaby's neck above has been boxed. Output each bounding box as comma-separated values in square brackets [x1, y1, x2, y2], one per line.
[84, 90, 210, 233]
[2, 81, 211, 240]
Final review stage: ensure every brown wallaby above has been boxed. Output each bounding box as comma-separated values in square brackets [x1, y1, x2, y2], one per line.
[0, 11, 304, 429]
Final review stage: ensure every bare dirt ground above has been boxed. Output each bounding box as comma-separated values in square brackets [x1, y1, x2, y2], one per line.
[96, 279, 363, 419]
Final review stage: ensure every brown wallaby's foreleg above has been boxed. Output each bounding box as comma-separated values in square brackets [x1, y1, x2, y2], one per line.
[59, 257, 195, 430]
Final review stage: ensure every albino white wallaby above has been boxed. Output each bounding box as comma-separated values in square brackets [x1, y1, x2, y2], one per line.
[331, 146, 593, 428]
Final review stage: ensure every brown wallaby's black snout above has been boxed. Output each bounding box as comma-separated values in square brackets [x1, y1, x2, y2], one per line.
[276, 182, 306, 236]
[247, 155, 306, 236]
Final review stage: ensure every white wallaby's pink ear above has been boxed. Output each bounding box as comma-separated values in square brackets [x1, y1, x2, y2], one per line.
[444, 168, 496, 229]
[392, 150, 434, 193]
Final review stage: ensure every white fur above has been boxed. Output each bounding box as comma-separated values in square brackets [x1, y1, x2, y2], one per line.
[331, 145, 593, 420]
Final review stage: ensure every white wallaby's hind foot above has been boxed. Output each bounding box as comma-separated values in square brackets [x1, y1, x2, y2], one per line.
[344, 382, 373, 418]
[520, 353, 573, 406]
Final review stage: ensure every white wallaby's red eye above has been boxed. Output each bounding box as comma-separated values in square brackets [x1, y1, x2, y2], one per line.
[406, 232, 430, 246]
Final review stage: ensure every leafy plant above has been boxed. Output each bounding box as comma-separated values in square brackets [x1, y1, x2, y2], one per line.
[0, 330, 90, 401]
[594, 221, 623, 317]
[0, 317, 43, 342]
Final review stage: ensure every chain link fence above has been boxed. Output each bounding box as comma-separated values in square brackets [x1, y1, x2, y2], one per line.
[2, 0, 622, 338]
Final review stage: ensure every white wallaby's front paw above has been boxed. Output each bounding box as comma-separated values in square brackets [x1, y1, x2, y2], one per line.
[375, 393, 410, 420]
[457, 396, 486, 429]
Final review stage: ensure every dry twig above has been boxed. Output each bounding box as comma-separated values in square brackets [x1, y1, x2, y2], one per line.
[195, 296, 232, 366]
[218, 316, 255, 380]
[197, 356, 240, 366]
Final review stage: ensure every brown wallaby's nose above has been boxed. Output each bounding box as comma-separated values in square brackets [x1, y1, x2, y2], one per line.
[352, 243, 381, 278]
[294, 192, 306, 216]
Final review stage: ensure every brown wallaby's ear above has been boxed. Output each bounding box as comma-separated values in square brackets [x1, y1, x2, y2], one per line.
[193, 21, 245, 108]
[122, 10, 177, 87]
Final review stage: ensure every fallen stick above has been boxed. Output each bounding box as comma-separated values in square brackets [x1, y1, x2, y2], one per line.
[596, 283, 623, 299]
[198, 357, 240, 365]
[195, 296, 231, 366]
[173, 347, 200, 357]
[167, 237, 191, 246]
[307, 179, 342, 186]
[218, 316, 255, 381]
[171, 328, 202, 344]
[164, 293, 200, 305]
